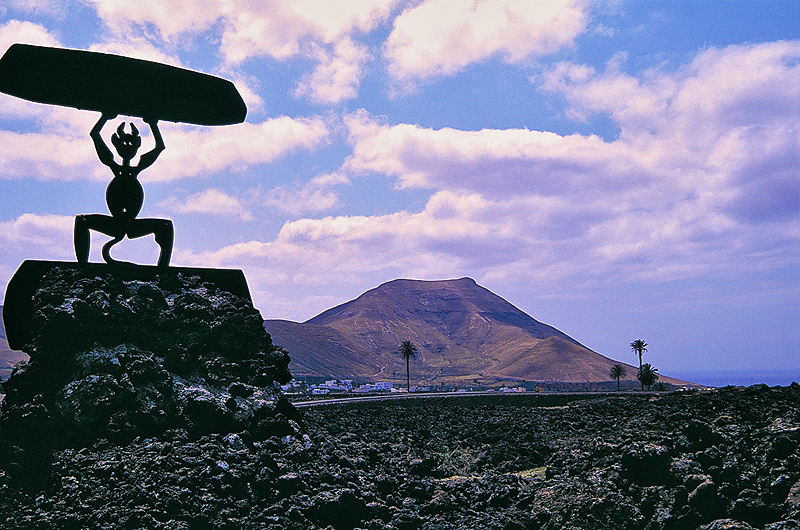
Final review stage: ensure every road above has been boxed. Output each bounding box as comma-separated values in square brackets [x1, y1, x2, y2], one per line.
[290, 390, 663, 408]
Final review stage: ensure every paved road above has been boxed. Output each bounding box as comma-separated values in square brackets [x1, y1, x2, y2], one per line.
[290, 390, 658, 408]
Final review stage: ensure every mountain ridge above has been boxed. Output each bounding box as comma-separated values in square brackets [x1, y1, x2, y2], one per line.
[265, 277, 689, 386]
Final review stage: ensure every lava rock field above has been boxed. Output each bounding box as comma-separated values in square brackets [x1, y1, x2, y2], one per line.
[1, 385, 799, 529]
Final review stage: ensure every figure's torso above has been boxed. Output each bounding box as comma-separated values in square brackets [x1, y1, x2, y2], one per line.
[105, 167, 143, 221]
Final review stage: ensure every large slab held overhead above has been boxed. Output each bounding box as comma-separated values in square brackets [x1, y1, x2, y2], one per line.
[0, 43, 247, 126]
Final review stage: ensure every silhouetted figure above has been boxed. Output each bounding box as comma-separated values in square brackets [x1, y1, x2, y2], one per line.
[74, 113, 173, 267]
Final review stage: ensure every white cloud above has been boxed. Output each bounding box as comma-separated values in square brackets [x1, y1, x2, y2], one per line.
[218, 0, 399, 63]
[293, 37, 371, 104]
[239, 41, 797, 302]
[542, 40, 800, 223]
[0, 20, 65, 119]
[151, 116, 331, 181]
[342, 110, 643, 198]
[0, 19, 61, 51]
[0, 213, 74, 258]
[0, 130, 101, 181]
[0, 115, 331, 182]
[2, 0, 65, 15]
[90, 0, 222, 42]
[87, 40, 183, 67]
[219, 0, 400, 103]
[384, 0, 589, 90]
[157, 188, 254, 221]
[259, 173, 349, 215]
[88, 0, 400, 103]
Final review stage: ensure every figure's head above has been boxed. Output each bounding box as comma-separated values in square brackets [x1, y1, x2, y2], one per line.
[111, 122, 142, 161]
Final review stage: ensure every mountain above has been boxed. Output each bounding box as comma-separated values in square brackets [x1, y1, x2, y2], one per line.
[0, 306, 29, 381]
[264, 278, 690, 386]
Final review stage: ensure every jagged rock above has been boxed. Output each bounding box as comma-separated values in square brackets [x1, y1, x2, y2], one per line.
[0, 266, 297, 485]
[620, 443, 674, 486]
[698, 520, 757, 530]
[307, 488, 369, 530]
[683, 420, 724, 451]
[688, 479, 721, 517]
[788, 480, 800, 508]
[0, 361, 798, 528]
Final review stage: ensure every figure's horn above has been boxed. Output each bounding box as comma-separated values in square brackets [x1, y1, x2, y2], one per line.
[117, 122, 126, 136]
[130, 123, 139, 136]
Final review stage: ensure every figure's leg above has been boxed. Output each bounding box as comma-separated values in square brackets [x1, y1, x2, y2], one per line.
[75, 214, 121, 264]
[74, 215, 90, 263]
[127, 218, 174, 267]
[101, 235, 125, 264]
[155, 220, 174, 267]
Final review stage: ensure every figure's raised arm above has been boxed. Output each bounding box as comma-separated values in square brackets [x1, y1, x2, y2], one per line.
[90, 112, 117, 167]
[137, 118, 165, 170]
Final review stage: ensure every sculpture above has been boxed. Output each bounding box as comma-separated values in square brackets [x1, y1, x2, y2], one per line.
[0, 43, 247, 267]
[75, 113, 174, 267]
[0, 42, 252, 350]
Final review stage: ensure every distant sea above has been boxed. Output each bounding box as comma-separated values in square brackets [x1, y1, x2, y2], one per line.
[672, 369, 800, 388]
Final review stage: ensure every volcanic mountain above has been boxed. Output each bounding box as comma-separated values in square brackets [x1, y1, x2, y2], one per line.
[264, 278, 686, 386]
[0, 306, 28, 380]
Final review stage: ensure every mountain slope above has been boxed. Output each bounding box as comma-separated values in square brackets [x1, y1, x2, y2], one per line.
[265, 278, 684, 386]
[0, 306, 29, 380]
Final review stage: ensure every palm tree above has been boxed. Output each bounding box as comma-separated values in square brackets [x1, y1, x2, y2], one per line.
[637, 363, 659, 391]
[397, 340, 418, 392]
[610, 364, 627, 391]
[630, 339, 648, 369]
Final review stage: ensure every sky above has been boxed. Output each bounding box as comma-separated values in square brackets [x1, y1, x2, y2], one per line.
[0, 0, 798, 386]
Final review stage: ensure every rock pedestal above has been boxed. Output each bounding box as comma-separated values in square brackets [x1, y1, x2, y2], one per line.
[0, 262, 297, 485]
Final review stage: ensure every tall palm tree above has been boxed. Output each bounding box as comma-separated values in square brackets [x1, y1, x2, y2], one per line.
[630, 339, 647, 369]
[631, 339, 648, 389]
[397, 340, 418, 392]
[637, 363, 659, 391]
[610, 364, 627, 391]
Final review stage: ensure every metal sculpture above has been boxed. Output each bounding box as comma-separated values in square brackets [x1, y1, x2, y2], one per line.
[75, 113, 173, 266]
[0, 43, 247, 267]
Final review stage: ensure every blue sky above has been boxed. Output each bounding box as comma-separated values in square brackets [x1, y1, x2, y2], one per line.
[0, 0, 798, 386]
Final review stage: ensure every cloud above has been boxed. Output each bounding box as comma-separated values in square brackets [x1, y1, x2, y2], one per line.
[217, 0, 401, 103]
[201, 41, 797, 310]
[0, 213, 74, 258]
[88, 0, 589, 103]
[150, 116, 331, 181]
[384, 0, 589, 90]
[177, 189, 602, 291]
[542, 40, 800, 223]
[0, 19, 61, 51]
[217, 0, 399, 63]
[0, 20, 65, 118]
[342, 110, 643, 199]
[259, 173, 349, 215]
[157, 188, 254, 221]
[2, 0, 65, 15]
[0, 115, 331, 182]
[88, 0, 401, 103]
[0, 130, 101, 181]
[293, 37, 371, 104]
[90, 0, 222, 43]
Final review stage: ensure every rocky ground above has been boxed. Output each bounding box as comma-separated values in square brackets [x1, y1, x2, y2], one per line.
[0, 385, 799, 530]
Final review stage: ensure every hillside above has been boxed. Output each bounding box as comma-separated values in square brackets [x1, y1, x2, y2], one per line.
[264, 278, 689, 386]
[0, 306, 28, 381]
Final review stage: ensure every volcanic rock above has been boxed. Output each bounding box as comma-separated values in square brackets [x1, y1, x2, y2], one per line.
[0, 265, 296, 486]
[0, 385, 798, 529]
